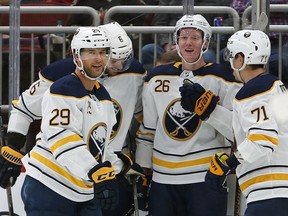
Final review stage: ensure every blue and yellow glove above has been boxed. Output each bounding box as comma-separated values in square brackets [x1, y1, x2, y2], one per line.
[88, 161, 119, 210]
[205, 152, 231, 192]
[179, 79, 219, 120]
[0, 145, 24, 189]
[116, 153, 145, 177]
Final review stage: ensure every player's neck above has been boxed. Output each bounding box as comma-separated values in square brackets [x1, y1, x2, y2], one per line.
[242, 67, 266, 83]
[182, 58, 206, 71]
[75, 70, 96, 91]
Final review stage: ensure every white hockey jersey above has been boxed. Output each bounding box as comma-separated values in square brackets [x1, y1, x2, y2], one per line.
[98, 62, 146, 152]
[233, 73, 288, 204]
[8, 57, 146, 154]
[25, 73, 118, 202]
[8, 57, 75, 136]
[136, 62, 242, 185]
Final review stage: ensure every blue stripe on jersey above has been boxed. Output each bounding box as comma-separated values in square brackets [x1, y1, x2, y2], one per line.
[40, 57, 75, 82]
[145, 62, 236, 83]
[236, 74, 279, 100]
[50, 74, 111, 101]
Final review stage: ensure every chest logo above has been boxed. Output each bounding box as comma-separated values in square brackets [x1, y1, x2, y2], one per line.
[110, 99, 122, 140]
[163, 99, 201, 141]
[88, 123, 107, 161]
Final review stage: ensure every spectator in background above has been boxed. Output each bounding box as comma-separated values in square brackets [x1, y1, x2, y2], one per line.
[155, 49, 181, 66]
[228, 0, 288, 85]
[141, 0, 231, 72]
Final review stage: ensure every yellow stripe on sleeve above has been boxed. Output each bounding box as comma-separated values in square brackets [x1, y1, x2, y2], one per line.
[247, 134, 278, 145]
[240, 173, 288, 191]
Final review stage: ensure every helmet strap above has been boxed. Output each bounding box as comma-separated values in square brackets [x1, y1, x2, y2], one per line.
[176, 40, 207, 65]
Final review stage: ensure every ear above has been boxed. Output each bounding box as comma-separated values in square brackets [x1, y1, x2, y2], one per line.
[202, 40, 209, 51]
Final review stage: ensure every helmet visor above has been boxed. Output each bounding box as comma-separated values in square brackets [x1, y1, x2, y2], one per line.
[80, 48, 110, 61]
[107, 52, 133, 72]
[223, 48, 234, 62]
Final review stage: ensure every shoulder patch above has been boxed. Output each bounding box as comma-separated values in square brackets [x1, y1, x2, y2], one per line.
[40, 57, 76, 82]
[50, 74, 87, 98]
[194, 63, 237, 82]
[123, 58, 146, 75]
[236, 74, 279, 100]
[145, 63, 181, 82]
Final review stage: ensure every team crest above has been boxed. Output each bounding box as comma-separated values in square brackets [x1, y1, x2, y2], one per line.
[110, 99, 122, 140]
[163, 99, 201, 141]
[87, 122, 107, 161]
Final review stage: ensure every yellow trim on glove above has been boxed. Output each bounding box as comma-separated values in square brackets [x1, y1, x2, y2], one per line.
[1, 146, 23, 166]
[91, 166, 116, 183]
[195, 90, 215, 116]
[209, 153, 229, 176]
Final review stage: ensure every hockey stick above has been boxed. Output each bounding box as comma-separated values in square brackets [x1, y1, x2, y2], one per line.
[233, 180, 241, 216]
[0, 116, 15, 216]
[126, 119, 140, 216]
[254, 12, 268, 31]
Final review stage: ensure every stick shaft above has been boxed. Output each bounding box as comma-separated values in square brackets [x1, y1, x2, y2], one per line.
[0, 116, 15, 216]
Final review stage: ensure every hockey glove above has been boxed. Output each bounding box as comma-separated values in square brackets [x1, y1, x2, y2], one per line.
[137, 174, 151, 211]
[179, 79, 219, 120]
[88, 161, 119, 210]
[0, 145, 24, 189]
[116, 153, 145, 177]
[205, 152, 231, 192]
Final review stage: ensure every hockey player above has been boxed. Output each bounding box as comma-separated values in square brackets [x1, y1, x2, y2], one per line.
[206, 30, 288, 216]
[98, 22, 146, 216]
[135, 14, 242, 216]
[0, 24, 146, 215]
[21, 26, 120, 215]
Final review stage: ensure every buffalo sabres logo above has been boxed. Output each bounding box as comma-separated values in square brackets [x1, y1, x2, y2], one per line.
[163, 99, 201, 141]
[87, 123, 107, 161]
[110, 99, 122, 140]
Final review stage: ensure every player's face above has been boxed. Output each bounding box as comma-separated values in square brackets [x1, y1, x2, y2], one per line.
[80, 48, 108, 78]
[177, 28, 204, 62]
[107, 58, 125, 74]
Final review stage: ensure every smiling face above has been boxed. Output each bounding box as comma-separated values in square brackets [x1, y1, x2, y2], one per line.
[177, 28, 207, 64]
[79, 48, 109, 79]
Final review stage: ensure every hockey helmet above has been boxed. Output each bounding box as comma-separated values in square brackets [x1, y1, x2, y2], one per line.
[174, 14, 212, 64]
[70, 27, 111, 80]
[174, 14, 212, 45]
[225, 30, 271, 71]
[100, 22, 133, 72]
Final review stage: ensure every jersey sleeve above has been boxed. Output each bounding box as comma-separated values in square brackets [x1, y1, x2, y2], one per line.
[135, 81, 156, 168]
[234, 83, 281, 164]
[206, 78, 242, 142]
[133, 73, 146, 122]
[7, 75, 52, 135]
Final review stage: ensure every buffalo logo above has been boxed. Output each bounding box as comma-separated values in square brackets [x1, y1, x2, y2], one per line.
[163, 99, 201, 141]
[87, 123, 107, 161]
[110, 99, 122, 140]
